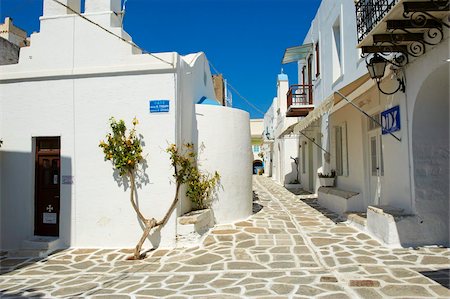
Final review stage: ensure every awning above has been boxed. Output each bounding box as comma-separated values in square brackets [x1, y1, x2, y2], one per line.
[282, 43, 313, 64]
[333, 73, 371, 105]
[278, 122, 297, 138]
[293, 73, 372, 133]
[294, 94, 335, 133]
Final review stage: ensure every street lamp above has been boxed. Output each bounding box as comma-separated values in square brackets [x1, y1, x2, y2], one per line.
[366, 53, 405, 95]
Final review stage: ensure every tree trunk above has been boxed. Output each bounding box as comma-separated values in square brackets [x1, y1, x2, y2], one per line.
[129, 167, 182, 260]
[129, 171, 146, 223]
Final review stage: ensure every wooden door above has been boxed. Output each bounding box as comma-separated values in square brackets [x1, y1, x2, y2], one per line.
[35, 137, 60, 236]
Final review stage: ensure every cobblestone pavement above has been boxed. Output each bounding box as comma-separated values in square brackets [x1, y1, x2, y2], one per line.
[1, 176, 449, 298]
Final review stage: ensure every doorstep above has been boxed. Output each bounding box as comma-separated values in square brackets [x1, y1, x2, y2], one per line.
[367, 205, 415, 247]
[8, 236, 62, 258]
[345, 212, 367, 231]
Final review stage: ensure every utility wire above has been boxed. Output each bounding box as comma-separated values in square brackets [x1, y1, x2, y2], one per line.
[209, 61, 265, 117]
[50, 0, 174, 67]
[51, 0, 265, 117]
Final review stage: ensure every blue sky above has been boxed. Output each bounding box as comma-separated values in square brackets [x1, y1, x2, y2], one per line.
[0, 0, 321, 119]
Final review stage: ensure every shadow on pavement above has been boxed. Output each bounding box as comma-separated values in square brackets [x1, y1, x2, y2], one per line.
[420, 269, 450, 289]
[1, 290, 45, 298]
[252, 191, 263, 214]
[285, 187, 312, 196]
[0, 256, 45, 276]
[299, 198, 347, 224]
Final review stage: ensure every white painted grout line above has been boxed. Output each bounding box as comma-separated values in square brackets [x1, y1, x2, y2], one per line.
[254, 176, 328, 270]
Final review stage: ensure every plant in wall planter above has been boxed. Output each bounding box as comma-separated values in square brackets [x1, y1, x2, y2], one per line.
[100, 118, 202, 260]
[318, 170, 336, 187]
[183, 143, 221, 212]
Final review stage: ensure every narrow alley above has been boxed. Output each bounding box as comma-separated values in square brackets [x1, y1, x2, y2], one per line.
[1, 176, 449, 298]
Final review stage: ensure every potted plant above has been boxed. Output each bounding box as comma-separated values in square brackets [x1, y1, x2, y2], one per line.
[318, 170, 336, 187]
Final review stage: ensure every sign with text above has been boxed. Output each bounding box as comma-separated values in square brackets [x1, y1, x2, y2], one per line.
[381, 105, 400, 135]
[149, 100, 170, 113]
[43, 213, 57, 224]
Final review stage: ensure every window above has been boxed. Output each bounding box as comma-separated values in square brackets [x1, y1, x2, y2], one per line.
[368, 112, 384, 176]
[252, 145, 260, 153]
[315, 42, 320, 78]
[302, 142, 306, 174]
[332, 16, 343, 81]
[333, 122, 348, 176]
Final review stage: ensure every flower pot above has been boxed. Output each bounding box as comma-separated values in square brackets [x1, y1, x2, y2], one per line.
[319, 177, 335, 187]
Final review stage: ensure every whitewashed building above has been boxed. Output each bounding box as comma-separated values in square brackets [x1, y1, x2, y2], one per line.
[261, 73, 301, 186]
[250, 119, 264, 173]
[281, 0, 449, 247]
[0, 0, 252, 253]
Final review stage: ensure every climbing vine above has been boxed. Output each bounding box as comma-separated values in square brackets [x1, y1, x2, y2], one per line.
[171, 143, 220, 210]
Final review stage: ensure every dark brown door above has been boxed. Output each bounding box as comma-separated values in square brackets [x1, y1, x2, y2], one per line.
[35, 137, 60, 236]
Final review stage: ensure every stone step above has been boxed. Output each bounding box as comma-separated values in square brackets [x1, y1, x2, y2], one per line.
[7, 249, 48, 258]
[346, 212, 367, 227]
[7, 236, 62, 258]
[22, 236, 59, 250]
[177, 209, 214, 248]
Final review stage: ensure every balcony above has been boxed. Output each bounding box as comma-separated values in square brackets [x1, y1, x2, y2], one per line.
[356, 0, 450, 59]
[356, 0, 400, 44]
[286, 84, 314, 117]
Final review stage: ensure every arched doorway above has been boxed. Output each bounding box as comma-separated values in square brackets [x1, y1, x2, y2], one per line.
[412, 64, 449, 246]
[253, 160, 263, 175]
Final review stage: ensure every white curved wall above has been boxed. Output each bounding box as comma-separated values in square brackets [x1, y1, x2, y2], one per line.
[194, 104, 252, 224]
[412, 64, 449, 246]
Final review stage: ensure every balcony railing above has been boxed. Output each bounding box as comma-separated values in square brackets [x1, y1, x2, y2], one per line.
[286, 84, 314, 117]
[356, 0, 399, 43]
[287, 84, 313, 107]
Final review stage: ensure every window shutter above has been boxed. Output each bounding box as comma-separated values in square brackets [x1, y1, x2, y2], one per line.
[342, 122, 349, 176]
[330, 127, 336, 171]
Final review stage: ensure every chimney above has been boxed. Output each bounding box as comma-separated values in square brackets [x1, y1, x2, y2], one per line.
[43, 0, 80, 17]
[277, 73, 289, 115]
[85, 0, 121, 13]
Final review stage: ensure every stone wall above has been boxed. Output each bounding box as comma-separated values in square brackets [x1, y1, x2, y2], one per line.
[0, 37, 19, 65]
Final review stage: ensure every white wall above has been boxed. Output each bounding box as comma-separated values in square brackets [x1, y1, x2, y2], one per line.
[296, 0, 368, 195]
[301, 0, 367, 101]
[282, 137, 299, 185]
[177, 53, 217, 215]
[195, 105, 252, 224]
[406, 39, 449, 246]
[0, 0, 223, 250]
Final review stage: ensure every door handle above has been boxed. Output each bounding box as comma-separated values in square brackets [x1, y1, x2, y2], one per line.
[54, 196, 60, 199]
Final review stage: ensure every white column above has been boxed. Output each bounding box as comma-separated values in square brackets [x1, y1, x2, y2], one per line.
[84, 0, 121, 13]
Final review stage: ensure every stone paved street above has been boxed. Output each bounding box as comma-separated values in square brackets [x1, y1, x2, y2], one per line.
[1, 175, 449, 298]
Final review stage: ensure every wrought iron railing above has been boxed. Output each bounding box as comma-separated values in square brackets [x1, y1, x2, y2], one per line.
[287, 84, 313, 108]
[355, 0, 399, 43]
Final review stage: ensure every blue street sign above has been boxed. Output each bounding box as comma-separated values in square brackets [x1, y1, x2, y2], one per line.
[149, 100, 170, 113]
[381, 105, 400, 135]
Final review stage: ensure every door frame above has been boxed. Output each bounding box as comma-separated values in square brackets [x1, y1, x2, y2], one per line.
[365, 111, 384, 206]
